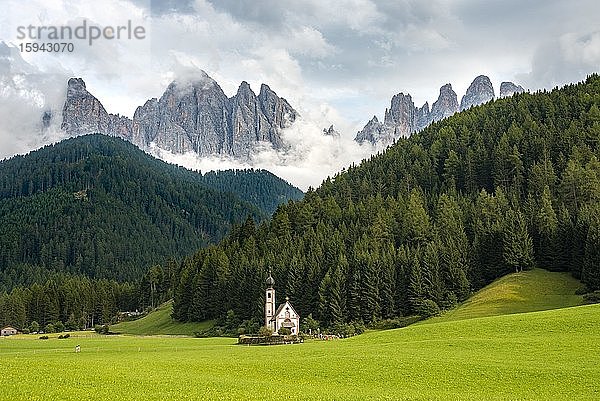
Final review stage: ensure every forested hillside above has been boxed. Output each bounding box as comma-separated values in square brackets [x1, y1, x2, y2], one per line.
[172, 75, 600, 329]
[200, 169, 303, 214]
[0, 135, 300, 288]
[0, 135, 304, 329]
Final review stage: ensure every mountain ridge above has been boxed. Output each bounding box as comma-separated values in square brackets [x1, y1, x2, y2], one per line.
[60, 73, 298, 160]
[355, 75, 526, 145]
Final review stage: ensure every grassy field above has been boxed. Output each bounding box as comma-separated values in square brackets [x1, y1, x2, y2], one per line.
[428, 268, 584, 324]
[1, 303, 599, 400]
[111, 301, 213, 336]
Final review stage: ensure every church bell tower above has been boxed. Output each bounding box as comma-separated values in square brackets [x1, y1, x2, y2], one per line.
[265, 271, 276, 329]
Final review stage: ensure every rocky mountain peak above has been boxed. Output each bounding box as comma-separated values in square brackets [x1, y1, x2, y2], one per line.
[234, 81, 256, 104]
[259, 83, 276, 100]
[385, 93, 413, 122]
[460, 75, 494, 111]
[355, 116, 387, 145]
[430, 83, 458, 123]
[500, 81, 525, 98]
[237, 80, 253, 93]
[323, 125, 340, 137]
[61, 78, 112, 136]
[383, 92, 416, 137]
[67, 77, 86, 92]
[257, 83, 297, 129]
[416, 102, 430, 131]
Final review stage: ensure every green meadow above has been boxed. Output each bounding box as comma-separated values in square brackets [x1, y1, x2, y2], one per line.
[0, 305, 598, 400]
[1, 270, 598, 400]
[111, 300, 213, 336]
[427, 268, 584, 323]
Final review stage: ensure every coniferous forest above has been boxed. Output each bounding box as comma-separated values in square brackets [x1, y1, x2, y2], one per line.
[170, 75, 600, 329]
[0, 135, 302, 328]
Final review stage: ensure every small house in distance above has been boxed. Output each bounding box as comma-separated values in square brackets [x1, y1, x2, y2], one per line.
[265, 273, 300, 335]
[1, 327, 18, 336]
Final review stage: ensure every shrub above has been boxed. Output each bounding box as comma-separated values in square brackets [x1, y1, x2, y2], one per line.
[352, 321, 366, 335]
[65, 314, 79, 331]
[258, 326, 273, 337]
[54, 321, 65, 333]
[38, 335, 49, 340]
[22, 329, 30, 334]
[44, 323, 55, 334]
[193, 330, 210, 338]
[238, 335, 301, 345]
[368, 317, 423, 330]
[368, 319, 401, 330]
[237, 318, 261, 336]
[416, 299, 441, 318]
[583, 291, 600, 304]
[339, 323, 356, 337]
[58, 333, 71, 339]
[441, 292, 458, 309]
[30, 321, 40, 333]
[301, 314, 320, 334]
[95, 325, 110, 335]
[278, 327, 292, 336]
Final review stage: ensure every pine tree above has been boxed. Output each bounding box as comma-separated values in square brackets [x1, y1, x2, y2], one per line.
[378, 245, 396, 319]
[582, 216, 600, 290]
[555, 205, 573, 271]
[503, 208, 534, 272]
[394, 245, 410, 316]
[408, 254, 424, 312]
[355, 241, 380, 323]
[536, 186, 558, 269]
[569, 208, 590, 279]
[404, 189, 431, 245]
[422, 241, 443, 305]
[346, 263, 361, 322]
[317, 260, 343, 327]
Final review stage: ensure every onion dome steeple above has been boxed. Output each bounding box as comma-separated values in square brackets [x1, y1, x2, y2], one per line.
[266, 269, 275, 288]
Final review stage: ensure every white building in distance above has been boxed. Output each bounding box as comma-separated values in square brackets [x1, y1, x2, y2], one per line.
[1, 326, 18, 336]
[265, 273, 300, 335]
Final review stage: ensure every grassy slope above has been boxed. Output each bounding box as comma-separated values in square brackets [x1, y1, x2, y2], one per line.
[1, 304, 599, 400]
[428, 268, 584, 324]
[111, 301, 213, 336]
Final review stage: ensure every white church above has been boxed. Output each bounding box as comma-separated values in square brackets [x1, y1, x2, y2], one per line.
[265, 272, 300, 335]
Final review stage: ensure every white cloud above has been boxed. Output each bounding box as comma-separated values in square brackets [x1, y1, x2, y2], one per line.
[561, 31, 600, 67]
[518, 30, 600, 91]
[0, 44, 70, 159]
[287, 26, 336, 58]
[149, 116, 375, 191]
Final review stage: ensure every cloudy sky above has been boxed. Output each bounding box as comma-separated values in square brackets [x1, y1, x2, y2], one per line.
[1, 0, 599, 189]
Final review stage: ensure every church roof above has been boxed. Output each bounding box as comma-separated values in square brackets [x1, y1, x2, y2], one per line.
[273, 303, 286, 317]
[272, 300, 299, 319]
